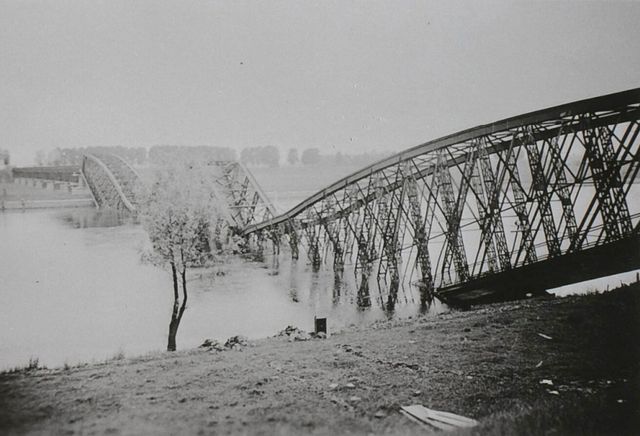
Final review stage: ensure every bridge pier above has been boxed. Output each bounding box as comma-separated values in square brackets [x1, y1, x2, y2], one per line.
[303, 224, 322, 272]
[285, 220, 300, 260]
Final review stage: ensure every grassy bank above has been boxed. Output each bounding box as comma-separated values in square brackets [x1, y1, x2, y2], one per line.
[1, 286, 638, 435]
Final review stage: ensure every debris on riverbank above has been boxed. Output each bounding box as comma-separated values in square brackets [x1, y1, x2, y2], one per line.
[276, 325, 318, 341]
[199, 335, 251, 352]
[1, 284, 639, 435]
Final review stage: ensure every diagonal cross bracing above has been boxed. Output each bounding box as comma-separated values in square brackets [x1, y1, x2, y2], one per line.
[242, 88, 640, 306]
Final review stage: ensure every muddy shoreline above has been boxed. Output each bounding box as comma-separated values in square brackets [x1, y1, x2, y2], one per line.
[1, 286, 639, 435]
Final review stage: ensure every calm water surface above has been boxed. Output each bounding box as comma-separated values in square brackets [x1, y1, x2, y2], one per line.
[0, 208, 437, 370]
[1, 208, 636, 371]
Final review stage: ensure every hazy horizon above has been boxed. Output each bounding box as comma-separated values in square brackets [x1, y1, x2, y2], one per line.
[2, 0, 639, 165]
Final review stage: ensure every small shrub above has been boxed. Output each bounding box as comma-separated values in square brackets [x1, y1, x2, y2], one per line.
[27, 357, 39, 371]
[110, 350, 125, 361]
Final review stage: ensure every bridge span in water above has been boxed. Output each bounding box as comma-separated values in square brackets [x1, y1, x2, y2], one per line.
[82, 88, 640, 307]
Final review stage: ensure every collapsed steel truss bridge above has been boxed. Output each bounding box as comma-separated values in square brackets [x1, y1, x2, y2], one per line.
[211, 161, 277, 230]
[243, 88, 640, 307]
[81, 156, 276, 230]
[82, 154, 140, 213]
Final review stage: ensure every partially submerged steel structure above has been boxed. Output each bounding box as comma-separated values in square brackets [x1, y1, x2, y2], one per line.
[242, 88, 640, 307]
[212, 161, 277, 230]
[81, 156, 276, 230]
[82, 153, 141, 213]
[80, 89, 640, 307]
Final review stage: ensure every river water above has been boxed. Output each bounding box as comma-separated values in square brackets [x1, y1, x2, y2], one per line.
[1, 207, 637, 371]
[0, 208, 440, 370]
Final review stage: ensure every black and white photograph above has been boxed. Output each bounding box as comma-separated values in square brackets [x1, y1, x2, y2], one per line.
[1, 1, 639, 434]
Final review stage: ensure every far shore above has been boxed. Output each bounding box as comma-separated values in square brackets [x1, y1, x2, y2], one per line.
[1, 180, 94, 211]
[1, 285, 638, 435]
[1, 198, 95, 210]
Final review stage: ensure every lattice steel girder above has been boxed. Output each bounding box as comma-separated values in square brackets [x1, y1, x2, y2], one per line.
[583, 125, 633, 242]
[267, 223, 282, 255]
[500, 141, 538, 265]
[401, 162, 435, 303]
[546, 133, 578, 242]
[436, 151, 470, 283]
[242, 88, 640, 296]
[213, 161, 277, 230]
[468, 146, 499, 273]
[284, 219, 300, 260]
[332, 177, 380, 293]
[569, 120, 639, 251]
[375, 168, 405, 285]
[244, 89, 640, 238]
[317, 198, 345, 273]
[478, 142, 511, 270]
[338, 185, 359, 260]
[446, 138, 504, 275]
[524, 127, 561, 257]
[302, 214, 322, 269]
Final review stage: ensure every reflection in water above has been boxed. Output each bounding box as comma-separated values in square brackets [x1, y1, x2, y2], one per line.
[4, 206, 634, 371]
[60, 208, 136, 228]
[288, 259, 299, 303]
[332, 274, 342, 306]
[263, 246, 445, 322]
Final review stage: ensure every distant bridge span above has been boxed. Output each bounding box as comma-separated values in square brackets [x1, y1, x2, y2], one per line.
[243, 88, 640, 307]
[82, 153, 140, 213]
[81, 155, 276, 230]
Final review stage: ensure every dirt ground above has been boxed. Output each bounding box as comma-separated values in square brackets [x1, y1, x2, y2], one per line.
[1, 286, 639, 435]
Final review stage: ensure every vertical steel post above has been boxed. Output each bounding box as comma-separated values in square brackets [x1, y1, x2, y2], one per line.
[524, 127, 561, 258]
[583, 125, 633, 241]
[505, 138, 538, 264]
[402, 162, 435, 306]
[436, 151, 470, 283]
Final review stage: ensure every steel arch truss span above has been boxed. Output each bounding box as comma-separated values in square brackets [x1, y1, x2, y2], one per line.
[82, 153, 140, 213]
[243, 88, 640, 306]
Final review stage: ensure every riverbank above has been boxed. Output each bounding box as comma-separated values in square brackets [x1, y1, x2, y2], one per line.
[1, 285, 638, 435]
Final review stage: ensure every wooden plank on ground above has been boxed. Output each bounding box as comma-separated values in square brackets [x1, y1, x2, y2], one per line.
[400, 408, 457, 432]
[427, 408, 479, 427]
[400, 405, 479, 431]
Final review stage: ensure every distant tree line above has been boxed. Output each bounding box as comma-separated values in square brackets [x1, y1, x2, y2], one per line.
[239, 146, 391, 168]
[286, 148, 392, 167]
[33, 145, 238, 167]
[148, 146, 236, 166]
[32, 145, 392, 169]
[35, 147, 148, 167]
[239, 146, 280, 167]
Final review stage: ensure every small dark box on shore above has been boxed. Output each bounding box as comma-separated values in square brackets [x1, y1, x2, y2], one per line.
[314, 317, 327, 335]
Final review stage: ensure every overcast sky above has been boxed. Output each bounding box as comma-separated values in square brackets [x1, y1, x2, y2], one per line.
[1, 0, 639, 165]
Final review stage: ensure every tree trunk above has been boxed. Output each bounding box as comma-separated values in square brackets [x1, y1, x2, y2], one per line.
[167, 262, 180, 351]
[167, 262, 189, 352]
[167, 317, 179, 351]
